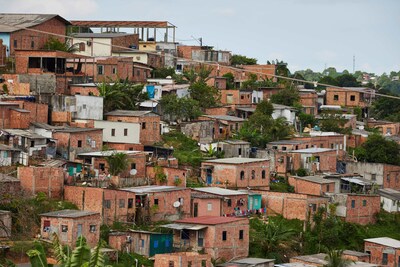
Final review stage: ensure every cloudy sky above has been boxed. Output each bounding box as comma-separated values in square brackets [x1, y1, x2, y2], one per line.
[2, 0, 399, 74]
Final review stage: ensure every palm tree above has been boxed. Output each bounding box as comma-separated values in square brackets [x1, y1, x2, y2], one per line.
[97, 81, 128, 114]
[27, 234, 110, 267]
[324, 250, 354, 267]
[43, 37, 79, 53]
[106, 152, 129, 176]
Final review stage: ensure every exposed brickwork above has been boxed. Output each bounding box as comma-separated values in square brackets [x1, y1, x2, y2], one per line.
[201, 160, 270, 189]
[299, 91, 319, 115]
[258, 191, 329, 221]
[9, 17, 67, 55]
[155, 252, 212, 267]
[40, 212, 100, 248]
[111, 34, 139, 53]
[23, 102, 48, 123]
[146, 166, 188, 186]
[288, 176, 335, 196]
[219, 89, 252, 106]
[345, 194, 380, 225]
[0, 74, 30, 95]
[105, 142, 144, 151]
[70, 85, 100, 96]
[18, 166, 64, 199]
[9, 109, 30, 129]
[203, 107, 231, 116]
[326, 87, 372, 108]
[364, 240, 400, 267]
[191, 192, 248, 217]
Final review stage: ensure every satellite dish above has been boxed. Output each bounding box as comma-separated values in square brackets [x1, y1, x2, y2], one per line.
[130, 169, 137, 175]
[173, 201, 181, 208]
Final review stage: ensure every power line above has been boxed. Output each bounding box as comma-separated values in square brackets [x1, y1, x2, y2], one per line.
[0, 21, 398, 100]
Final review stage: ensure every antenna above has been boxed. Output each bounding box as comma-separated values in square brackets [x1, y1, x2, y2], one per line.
[191, 36, 203, 46]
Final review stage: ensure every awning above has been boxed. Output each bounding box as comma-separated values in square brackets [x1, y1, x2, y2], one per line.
[341, 177, 372, 186]
[140, 100, 159, 108]
[162, 223, 208, 230]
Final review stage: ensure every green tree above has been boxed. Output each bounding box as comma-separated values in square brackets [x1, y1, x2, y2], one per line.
[241, 73, 258, 89]
[106, 152, 129, 176]
[336, 74, 360, 87]
[160, 94, 202, 122]
[372, 90, 400, 121]
[231, 54, 257, 65]
[319, 114, 352, 134]
[152, 67, 175, 78]
[183, 65, 212, 84]
[299, 113, 317, 129]
[189, 81, 220, 108]
[354, 134, 400, 165]
[324, 250, 353, 267]
[43, 37, 79, 53]
[270, 87, 300, 106]
[222, 72, 235, 89]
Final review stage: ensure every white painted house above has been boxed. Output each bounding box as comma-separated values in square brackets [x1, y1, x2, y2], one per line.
[93, 120, 140, 144]
[378, 188, 400, 213]
[272, 104, 297, 125]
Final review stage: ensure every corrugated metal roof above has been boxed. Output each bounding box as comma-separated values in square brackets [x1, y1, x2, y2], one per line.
[175, 216, 247, 225]
[364, 237, 400, 248]
[77, 150, 141, 157]
[193, 187, 248, 196]
[121, 185, 186, 194]
[204, 115, 245, 122]
[292, 147, 335, 153]
[378, 188, 400, 201]
[292, 175, 335, 184]
[0, 173, 19, 182]
[105, 110, 159, 117]
[72, 33, 133, 38]
[0, 14, 70, 33]
[40, 209, 99, 218]
[70, 20, 171, 28]
[203, 157, 268, 164]
[161, 223, 207, 230]
[2, 129, 47, 139]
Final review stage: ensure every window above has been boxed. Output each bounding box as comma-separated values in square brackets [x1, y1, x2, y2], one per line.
[112, 67, 117, 74]
[371, 174, 376, 181]
[222, 231, 227, 241]
[89, 225, 96, 233]
[240, 171, 245, 180]
[142, 122, 146, 129]
[350, 95, 356, 101]
[165, 239, 171, 247]
[320, 143, 323, 148]
[79, 42, 85, 51]
[119, 199, 125, 208]
[111, 129, 115, 136]
[14, 39, 17, 48]
[363, 200, 367, 206]
[239, 230, 244, 240]
[312, 204, 317, 212]
[104, 200, 111, 209]
[207, 203, 212, 211]
[124, 128, 128, 136]
[128, 198, 133, 208]
[188, 261, 192, 267]
[140, 239, 144, 247]
[82, 104, 87, 109]
[153, 122, 157, 130]
[382, 253, 388, 265]
[334, 94, 339, 101]
[168, 261, 174, 267]
[97, 65, 104, 75]
[31, 40, 34, 48]
[251, 170, 255, 179]
[30, 141, 35, 147]
[387, 174, 390, 183]
[238, 148, 242, 156]
[99, 163, 105, 171]
[262, 170, 266, 179]
[241, 95, 244, 99]
[154, 199, 159, 205]
[201, 260, 206, 267]
[77, 140, 82, 147]
[28, 57, 41, 68]
[131, 163, 136, 170]
[351, 199, 355, 208]
[136, 70, 141, 76]
[327, 184, 330, 192]
[153, 240, 158, 248]
[61, 225, 68, 232]
[227, 199, 232, 207]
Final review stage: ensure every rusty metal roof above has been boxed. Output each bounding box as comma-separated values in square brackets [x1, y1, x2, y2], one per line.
[70, 20, 173, 28]
[0, 14, 70, 32]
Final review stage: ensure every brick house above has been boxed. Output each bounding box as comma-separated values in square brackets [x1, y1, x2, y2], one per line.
[288, 175, 336, 196]
[14, 50, 92, 95]
[52, 128, 103, 161]
[108, 230, 173, 257]
[0, 102, 26, 128]
[290, 148, 338, 174]
[330, 193, 380, 225]
[70, 83, 100, 96]
[325, 87, 375, 117]
[191, 187, 249, 217]
[364, 237, 400, 267]
[121, 186, 191, 222]
[40, 209, 100, 248]
[163, 216, 249, 261]
[63, 186, 137, 225]
[342, 250, 371, 263]
[367, 119, 400, 136]
[0, 14, 70, 56]
[259, 191, 329, 221]
[77, 150, 147, 183]
[344, 162, 400, 190]
[290, 253, 377, 267]
[105, 110, 161, 145]
[18, 166, 64, 199]
[299, 88, 319, 116]
[180, 120, 215, 144]
[0, 173, 21, 202]
[197, 115, 246, 140]
[219, 89, 252, 106]
[201, 157, 270, 189]
[154, 252, 212, 267]
[217, 139, 251, 158]
[146, 165, 188, 186]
